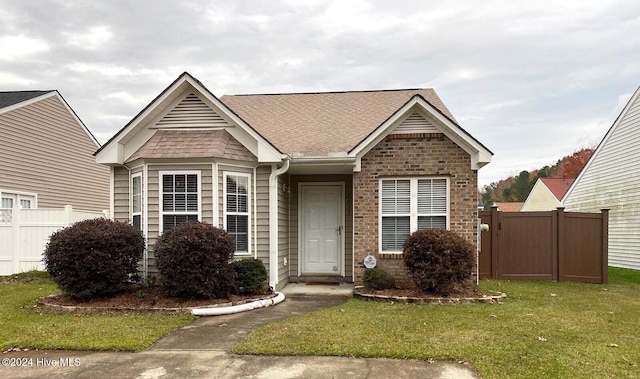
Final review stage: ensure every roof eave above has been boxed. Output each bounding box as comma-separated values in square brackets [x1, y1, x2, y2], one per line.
[349, 95, 492, 171]
[95, 72, 283, 164]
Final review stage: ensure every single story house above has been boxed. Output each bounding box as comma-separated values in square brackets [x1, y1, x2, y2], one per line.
[563, 85, 640, 270]
[95, 72, 492, 290]
[521, 177, 574, 211]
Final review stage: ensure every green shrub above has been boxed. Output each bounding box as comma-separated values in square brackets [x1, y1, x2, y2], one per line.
[363, 267, 396, 290]
[232, 258, 268, 295]
[154, 222, 235, 299]
[403, 229, 475, 296]
[44, 218, 144, 299]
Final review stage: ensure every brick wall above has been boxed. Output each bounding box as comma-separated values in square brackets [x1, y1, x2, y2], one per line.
[353, 132, 478, 287]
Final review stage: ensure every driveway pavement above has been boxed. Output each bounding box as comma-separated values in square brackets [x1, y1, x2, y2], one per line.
[0, 285, 480, 379]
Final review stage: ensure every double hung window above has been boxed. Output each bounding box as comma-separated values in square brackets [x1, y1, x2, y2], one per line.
[380, 178, 448, 252]
[224, 172, 250, 255]
[131, 174, 142, 231]
[161, 172, 200, 231]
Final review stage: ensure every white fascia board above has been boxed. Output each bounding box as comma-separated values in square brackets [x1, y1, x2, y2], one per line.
[96, 73, 283, 165]
[95, 142, 125, 165]
[350, 96, 492, 170]
[288, 156, 356, 174]
[185, 76, 283, 162]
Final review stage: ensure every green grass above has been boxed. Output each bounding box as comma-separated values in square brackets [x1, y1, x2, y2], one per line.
[0, 272, 194, 352]
[234, 267, 640, 379]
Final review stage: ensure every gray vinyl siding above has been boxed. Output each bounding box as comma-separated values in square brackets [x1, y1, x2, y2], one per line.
[289, 174, 353, 280]
[0, 95, 109, 211]
[277, 173, 290, 288]
[563, 89, 640, 270]
[113, 166, 130, 222]
[255, 165, 271, 267]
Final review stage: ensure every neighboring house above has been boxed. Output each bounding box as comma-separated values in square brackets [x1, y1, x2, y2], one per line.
[95, 72, 492, 290]
[494, 202, 523, 212]
[563, 85, 640, 270]
[0, 90, 109, 212]
[521, 177, 574, 211]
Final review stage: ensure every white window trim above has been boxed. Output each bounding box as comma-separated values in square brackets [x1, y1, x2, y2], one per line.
[0, 189, 38, 209]
[378, 177, 450, 254]
[159, 170, 202, 233]
[131, 172, 143, 231]
[223, 171, 252, 256]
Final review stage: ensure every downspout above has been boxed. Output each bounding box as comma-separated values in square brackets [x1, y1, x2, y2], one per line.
[268, 158, 290, 291]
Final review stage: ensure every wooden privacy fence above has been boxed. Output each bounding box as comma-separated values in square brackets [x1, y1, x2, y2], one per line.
[0, 205, 109, 275]
[479, 207, 609, 283]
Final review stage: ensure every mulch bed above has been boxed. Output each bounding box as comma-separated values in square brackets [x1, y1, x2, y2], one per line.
[39, 285, 276, 313]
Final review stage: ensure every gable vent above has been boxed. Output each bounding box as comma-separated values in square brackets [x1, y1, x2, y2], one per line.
[392, 112, 439, 134]
[155, 93, 231, 129]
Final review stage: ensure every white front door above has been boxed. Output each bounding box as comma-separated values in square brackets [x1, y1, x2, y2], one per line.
[301, 184, 343, 274]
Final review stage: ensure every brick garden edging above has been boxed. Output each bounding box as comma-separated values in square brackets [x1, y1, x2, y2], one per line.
[353, 287, 506, 304]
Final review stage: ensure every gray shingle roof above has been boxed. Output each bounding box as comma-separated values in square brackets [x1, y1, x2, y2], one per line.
[0, 91, 54, 109]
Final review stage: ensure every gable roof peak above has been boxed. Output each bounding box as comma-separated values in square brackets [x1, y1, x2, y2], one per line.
[227, 88, 435, 97]
[0, 90, 55, 109]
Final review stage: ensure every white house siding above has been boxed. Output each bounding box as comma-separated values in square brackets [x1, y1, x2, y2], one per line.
[521, 180, 561, 211]
[563, 87, 640, 270]
[0, 95, 109, 211]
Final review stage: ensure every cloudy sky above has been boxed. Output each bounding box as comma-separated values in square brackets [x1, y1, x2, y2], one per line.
[2, 0, 639, 186]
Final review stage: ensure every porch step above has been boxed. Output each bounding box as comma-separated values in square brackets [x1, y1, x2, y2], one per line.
[289, 276, 353, 284]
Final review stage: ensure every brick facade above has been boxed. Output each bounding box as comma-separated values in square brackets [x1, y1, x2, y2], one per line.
[353, 132, 479, 287]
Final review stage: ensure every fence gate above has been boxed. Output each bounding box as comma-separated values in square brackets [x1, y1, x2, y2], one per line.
[478, 207, 608, 283]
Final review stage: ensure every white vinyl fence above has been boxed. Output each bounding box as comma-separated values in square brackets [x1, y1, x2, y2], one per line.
[0, 205, 109, 275]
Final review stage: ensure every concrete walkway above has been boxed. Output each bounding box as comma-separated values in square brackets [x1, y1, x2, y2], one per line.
[0, 284, 481, 379]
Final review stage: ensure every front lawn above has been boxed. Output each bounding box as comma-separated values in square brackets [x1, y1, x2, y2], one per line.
[0, 272, 193, 352]
[234, 268, 640, 379]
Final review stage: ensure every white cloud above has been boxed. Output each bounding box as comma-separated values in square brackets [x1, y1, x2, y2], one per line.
[0, 35, 49, 61]
[63, 25, 113, 50]
[1, 0, 639, 188]
[0, 71, 37, 86]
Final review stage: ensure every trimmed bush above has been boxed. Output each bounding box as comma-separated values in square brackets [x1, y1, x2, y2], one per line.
[155, 222, 235, 299]
[363, 267, 396, 290]
[403, 229, 475, 296]
[44, 218, 144, 299]
[232, 258, 268, 295]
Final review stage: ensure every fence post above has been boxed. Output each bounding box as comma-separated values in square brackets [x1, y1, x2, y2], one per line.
[491, 205, 499, 279]
[556, 207, 565, 282]
[12, 205, 21, 274]
[601, 209, 609, 284]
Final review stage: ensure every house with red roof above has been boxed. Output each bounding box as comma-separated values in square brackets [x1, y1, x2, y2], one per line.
[95, 72, 493, 289]
[521, 177, 574, 211]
